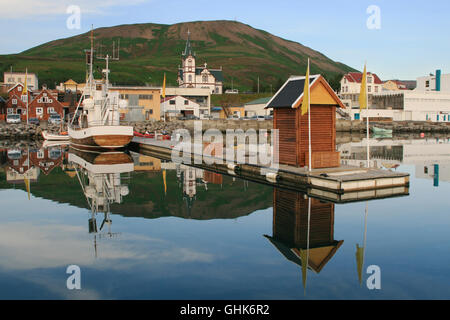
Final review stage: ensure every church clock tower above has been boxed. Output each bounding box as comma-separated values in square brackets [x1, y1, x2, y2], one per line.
[181, 30, 196, 88]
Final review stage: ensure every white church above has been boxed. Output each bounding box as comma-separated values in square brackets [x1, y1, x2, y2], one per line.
[177, 31, 224, 94]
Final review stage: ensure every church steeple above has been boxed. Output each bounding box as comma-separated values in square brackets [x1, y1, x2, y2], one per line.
[182, 29, 195, 59]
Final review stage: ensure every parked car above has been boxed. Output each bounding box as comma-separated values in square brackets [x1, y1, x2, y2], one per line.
[6, 114, 21, 124]
[264, 115, 273, 120]
[227, 115, 240, 120]
[48, 113, 62, 125]
[251, 115, 266, 121]
[240, 116, 252, 120]
[28, 117, 40, 125]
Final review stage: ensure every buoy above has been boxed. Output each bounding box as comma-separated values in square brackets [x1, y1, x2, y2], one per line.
[266, 172, 279, 182]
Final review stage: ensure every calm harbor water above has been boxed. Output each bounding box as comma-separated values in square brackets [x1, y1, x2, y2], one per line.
[0, 135, 449, 299]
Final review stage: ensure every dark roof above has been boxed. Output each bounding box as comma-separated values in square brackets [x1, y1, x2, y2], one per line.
[209, 69, 224, 82]
[182, 35, 195, 59]
[178, 68, 224, 82]
[267, 75, 318, 109]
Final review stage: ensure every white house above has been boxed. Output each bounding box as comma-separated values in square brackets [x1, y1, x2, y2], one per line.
[340, 72, 383, 109]
[347, 70, 450, 122]
[415, 69, 450, 92]
[349, 91, 450, 122]
[161, 95, 205, 118]
[244, 97, 272, 117]
[177, 30, 224, 95]
[3, 71, 39, 90]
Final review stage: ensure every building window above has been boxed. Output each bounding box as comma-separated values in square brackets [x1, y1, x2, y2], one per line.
[169, 100, 176, 105]
[139, 94, 153, 100]
[368, 76, 373, 84]
[368, 86, 372, 93]
[424, 166, 428, 174]
[375, 86, 378, 93]
[36, 108, 43, 115]
[21, 95, 28, 102]
[184, 100, 189, 105]
[37, 150, 44, 159]
[202, 75, 208, 83]
[47, 107, 55, 114]
[7, 108, 13, 114]
[426, 80, 430, 88]
[12, 99, 17, 105]
[188, 75, 193, 83]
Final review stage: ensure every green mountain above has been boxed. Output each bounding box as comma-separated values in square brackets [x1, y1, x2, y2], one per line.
[0, 20, 356, 91]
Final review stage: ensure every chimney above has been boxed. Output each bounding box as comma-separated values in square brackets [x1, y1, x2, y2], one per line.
[436, 69, 441, 92]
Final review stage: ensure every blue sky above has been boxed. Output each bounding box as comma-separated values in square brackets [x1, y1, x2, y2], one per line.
[1, 0, 449, 80]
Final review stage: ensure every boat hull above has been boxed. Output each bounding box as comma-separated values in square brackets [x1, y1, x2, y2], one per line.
[69, 126, 133, 150]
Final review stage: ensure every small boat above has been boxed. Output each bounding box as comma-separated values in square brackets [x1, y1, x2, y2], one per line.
[133, 131, 171, 140]
[42, 130, 70, 141]
[371, 126, 393, 135]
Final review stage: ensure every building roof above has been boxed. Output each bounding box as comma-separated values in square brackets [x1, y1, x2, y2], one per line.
[182, 31, 195, 59]
[266, 75, 319, 108]
[344, 72, 382, 84]
[267, 74, 345, 109]
[64, 79, 78, 85]
[245, 97, 272, 106]
[7, 82, 33, 94]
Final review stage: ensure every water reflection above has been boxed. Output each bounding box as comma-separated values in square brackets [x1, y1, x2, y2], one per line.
[265, 188, 344, 292]
[68, 148, 134, 257]
[339, 135, 450, 186]
[0, 135, 449, 299]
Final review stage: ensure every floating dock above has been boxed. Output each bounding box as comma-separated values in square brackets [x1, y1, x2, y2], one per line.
[129, 137, 409, 204]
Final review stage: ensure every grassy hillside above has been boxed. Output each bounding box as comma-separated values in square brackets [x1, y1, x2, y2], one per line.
[0, 20, 356, 91]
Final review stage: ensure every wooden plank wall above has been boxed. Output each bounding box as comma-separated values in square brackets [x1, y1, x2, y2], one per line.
[297, 105, 337, 168]
[273, 189, 335, 248]
[274, 108, 297, 166]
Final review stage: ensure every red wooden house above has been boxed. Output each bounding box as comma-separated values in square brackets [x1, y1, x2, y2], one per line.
[266, 75, 345, 169]
[4, 83, 33, 119]
[5, 84, 64, 120]
[265, 188, 343, 275]
[29, 146, 64, 175]
[28, 89, 64, 120]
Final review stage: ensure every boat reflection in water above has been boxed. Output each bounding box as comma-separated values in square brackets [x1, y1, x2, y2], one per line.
[68, 147, 134, 257]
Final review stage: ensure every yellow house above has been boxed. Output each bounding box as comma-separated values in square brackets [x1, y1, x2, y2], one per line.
[134, 155, 162, 172]
[110, 86, 161, 121]
[211, 106, 245, 119]
[383, 80, 407, 91]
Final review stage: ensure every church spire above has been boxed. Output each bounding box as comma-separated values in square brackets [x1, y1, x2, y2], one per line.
[182, 29, 195, 59]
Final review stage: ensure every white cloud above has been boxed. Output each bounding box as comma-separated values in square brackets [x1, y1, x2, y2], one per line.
[0, 222, 214, 270]
[0, 0, 149, 18]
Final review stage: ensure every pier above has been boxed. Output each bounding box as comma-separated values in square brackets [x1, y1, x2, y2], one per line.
[129, 137, 410, 204]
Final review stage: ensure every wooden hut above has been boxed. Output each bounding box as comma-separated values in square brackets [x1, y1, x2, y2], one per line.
[266, 75, 345, 169]
[265, 188, 343, 274]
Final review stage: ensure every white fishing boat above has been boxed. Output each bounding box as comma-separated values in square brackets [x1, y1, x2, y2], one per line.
[68, 28, 133, 150]
[41, 130, 69, 141]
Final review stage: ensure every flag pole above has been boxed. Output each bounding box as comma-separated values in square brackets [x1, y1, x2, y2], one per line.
[366, 64, 370, 168]
[25, 68, 29, 126]
[307, 58, 312, 172]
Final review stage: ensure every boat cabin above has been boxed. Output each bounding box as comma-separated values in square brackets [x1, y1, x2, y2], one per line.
[266, 75, 345, 169]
